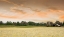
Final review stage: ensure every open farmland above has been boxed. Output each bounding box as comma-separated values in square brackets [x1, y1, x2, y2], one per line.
[0, 27, 64, 37]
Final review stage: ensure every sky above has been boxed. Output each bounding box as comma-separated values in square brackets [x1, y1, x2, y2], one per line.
[0, 0, 64, 22]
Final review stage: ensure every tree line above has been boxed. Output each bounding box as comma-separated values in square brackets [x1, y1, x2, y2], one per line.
[0, 21, 64, 27]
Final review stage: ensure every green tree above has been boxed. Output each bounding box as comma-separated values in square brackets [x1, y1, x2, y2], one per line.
[13, 22, 17, 25]
[5, 21, 13, 25]
[55, 21, 62, 27]
[16, 21, 20, 26]
[20, 21, 27, 26]
[62, 21, 64, 26]
[0, 21, 3, 25]
[28, 21, 35, 26]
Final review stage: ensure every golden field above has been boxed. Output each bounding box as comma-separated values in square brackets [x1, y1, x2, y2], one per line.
[0, 27, 64, 37]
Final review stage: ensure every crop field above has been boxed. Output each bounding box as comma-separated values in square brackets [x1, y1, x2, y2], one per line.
[0, 27, 64, 37]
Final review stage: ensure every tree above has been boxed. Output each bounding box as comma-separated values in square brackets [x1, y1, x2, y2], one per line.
[20, 21, 28, 26]
[35, 23, 40, 26]
[42, 22, 47, 26]
[55, 21, 62, 27]
[16, 21, 20, 26]
[62, 21, 64, 26]
[28, 21, 35, 26]
[13, 22, 17, 25]
[5, 21, 13, 25]
[46, 21, 54, 27]
[39, 23, 44, 26]
[0, 21, 3, 25]
[46, 21, 51, 27]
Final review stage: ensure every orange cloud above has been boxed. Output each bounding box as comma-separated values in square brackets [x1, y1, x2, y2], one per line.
[1, 0, 19, 6]
[36, 12, 48, 18]
[20, 4, 25, 7]
[48, 9, 64, 16]
[34, 9, 48, 18]
[0, 13, 19, 19]
[47, 9, 64, 21]
[59, 15, 64, 20]
[49, 9, 64, 12]
[11, 9, 26, 14]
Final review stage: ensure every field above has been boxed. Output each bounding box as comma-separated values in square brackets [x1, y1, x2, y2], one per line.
[0, 27, 64, 37]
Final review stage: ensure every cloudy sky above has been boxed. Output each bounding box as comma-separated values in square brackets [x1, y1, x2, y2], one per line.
[0, 0, 64, 22]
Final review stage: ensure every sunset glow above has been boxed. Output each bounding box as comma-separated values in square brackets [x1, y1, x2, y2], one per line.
[0, 0, 64, 22]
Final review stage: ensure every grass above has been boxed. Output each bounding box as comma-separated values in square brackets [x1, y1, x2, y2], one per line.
[0, 27, 64, 37]
[0, 25, 46, 28]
